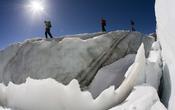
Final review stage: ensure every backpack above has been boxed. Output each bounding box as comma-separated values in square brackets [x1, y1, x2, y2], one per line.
[131, 20, 135, 26]
[102, 19, 106, 26]
[48, 21, 52, 28]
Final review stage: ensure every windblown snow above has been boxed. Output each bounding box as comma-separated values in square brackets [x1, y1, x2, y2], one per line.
[0, 31, 166, 110]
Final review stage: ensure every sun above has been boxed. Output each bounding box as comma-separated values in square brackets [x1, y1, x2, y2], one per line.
[28, 1, 44, 14]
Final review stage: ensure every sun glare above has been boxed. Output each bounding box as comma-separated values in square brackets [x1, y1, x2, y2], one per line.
[28, 1, 44, 14]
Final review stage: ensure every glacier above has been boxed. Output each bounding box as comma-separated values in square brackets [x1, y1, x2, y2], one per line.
[1, 0, 175, 109]
[89, 54, 136, 98]
[0, 41, 163, 110]
[0, 29, 166, 110]
[155, 0, 175, 109]
[0, 0, 173, 109]
[110, 85, 166, 110]
[0, 31, 144, 87]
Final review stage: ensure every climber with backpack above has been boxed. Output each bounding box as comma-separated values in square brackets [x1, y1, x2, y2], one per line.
[44, 20, 53, 39]
[130, 20, 136, 32]
[101, 18, 107, 32]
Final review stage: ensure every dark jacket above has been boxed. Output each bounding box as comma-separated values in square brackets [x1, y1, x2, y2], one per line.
[45, 21, 52, 29]
[101, 19, 106, 26]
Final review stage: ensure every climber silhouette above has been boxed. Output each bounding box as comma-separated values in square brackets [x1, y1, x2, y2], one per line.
[101, 18, 107, 32]
[44, 21, 53, 39]
[130, 20, 136, 32]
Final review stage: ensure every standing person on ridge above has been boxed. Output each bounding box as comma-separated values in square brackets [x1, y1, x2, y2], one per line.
[101, 18, 107, 32]
[44, 20, 53, 39]
[130, 20, 136, 32]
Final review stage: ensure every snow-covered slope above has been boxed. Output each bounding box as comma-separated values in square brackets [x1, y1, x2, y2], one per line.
[0, 42, 159, 110]
[155, 0, 175, 109]
[0, 31, 144, 88]
[0, 29, 166, 110]
[0, 40, 165, 110]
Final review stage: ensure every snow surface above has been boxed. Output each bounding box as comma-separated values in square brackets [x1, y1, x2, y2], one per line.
[0, 107, 10, 110]
[0, 43, 152, 110]
[0, 29, 165, 110]
[155, 0, 175, 109]
[0, 31, 143, 87]
[61, 32, 105, 40]
[110, 85, 166, 110]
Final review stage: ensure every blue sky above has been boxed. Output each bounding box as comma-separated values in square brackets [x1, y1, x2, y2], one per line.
[0, 0, 155, 49]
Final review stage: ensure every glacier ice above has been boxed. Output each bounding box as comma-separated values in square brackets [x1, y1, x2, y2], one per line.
[0, 29, 165, 110]
[145, 41, 163, 90]
[89, 54, 136, 98]
[0, 31, 143, 87]
[155, 0, 175, 109]
[0, 42, 163, 110]
[110, 85, 166, 110]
